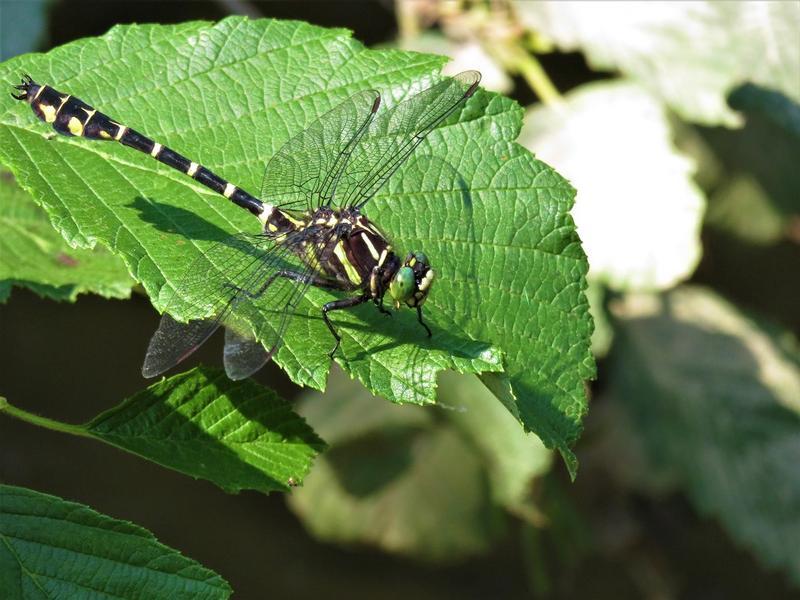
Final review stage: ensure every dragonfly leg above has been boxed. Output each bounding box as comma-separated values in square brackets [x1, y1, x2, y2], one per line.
[323, 293, 370, 357]
[376, 296, 392, 317]
[416, 305, 432, 337]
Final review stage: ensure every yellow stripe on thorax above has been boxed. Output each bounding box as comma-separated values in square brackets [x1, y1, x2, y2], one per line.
[333, 241, 361, 284]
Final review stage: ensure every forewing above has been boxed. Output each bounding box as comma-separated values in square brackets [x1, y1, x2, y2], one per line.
[335, 70, 481, 209]
[260, 89, 380, 212]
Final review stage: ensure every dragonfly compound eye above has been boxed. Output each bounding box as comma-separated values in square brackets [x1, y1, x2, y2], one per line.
[389, 266, 416, 308]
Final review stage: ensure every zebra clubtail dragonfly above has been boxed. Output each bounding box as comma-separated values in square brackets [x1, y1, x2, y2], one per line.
[14, 70, 481, 379]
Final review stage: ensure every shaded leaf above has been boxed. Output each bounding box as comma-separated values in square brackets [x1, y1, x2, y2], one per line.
[705, 174, 787, 246]
[0, 484, 231, 599]
[607, 286, 800, 584]
[288, 368, 550, 561]
[0, 170, 133, 302]
[728, 83, 800, 139]
[696, 100, 800, 246]
[0, 17, 593, 469]
[0, 0, 48, 61]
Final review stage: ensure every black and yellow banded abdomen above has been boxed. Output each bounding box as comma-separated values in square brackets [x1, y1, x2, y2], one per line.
[15, 77, 265, 218]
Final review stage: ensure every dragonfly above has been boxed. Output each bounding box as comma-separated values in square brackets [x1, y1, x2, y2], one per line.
[14, 70, 481, 379]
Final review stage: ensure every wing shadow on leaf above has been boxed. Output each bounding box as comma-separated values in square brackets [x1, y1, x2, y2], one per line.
[129, 196, 249, 243]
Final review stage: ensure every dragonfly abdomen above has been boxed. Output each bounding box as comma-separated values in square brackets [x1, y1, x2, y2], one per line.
[16, 79, 265, 217]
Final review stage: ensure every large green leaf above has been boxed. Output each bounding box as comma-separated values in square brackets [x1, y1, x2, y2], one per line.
[0, 18, 593, 470]
[0, 170, 133, 302]
[1, 367, 325, 493]
[288, 368, 550, 561]
[0, 484, 231, 599]
[518, 2, 800, 127]
[607, 286, 800, 585]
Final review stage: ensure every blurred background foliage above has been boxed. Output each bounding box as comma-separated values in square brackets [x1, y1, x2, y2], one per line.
[1, 1, 799, 598]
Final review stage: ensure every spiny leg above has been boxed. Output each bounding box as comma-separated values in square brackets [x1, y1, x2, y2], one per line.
[323, 294, 370, 357]
[416, 305, 432, 337]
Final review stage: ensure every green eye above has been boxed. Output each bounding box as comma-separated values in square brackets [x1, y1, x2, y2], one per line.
[389, 266, 415, 305]
[413, 252, 428, 266]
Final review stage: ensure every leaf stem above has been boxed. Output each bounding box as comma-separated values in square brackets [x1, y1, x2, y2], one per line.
[0, 397, 91, 438]
[517, 51, 562, 105]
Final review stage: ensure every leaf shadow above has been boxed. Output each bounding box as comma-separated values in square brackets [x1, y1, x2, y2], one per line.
[325, 428, 419, 497]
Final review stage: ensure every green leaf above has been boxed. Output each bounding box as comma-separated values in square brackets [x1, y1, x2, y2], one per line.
[0, 484, 231, 599]
[0, 367, 324, 493]
[696, 100, 800, 246]
[85, 366, 325, 493]
[519, 2, 800, 127]
[520, 80, 705, 291]
[0, 18, 593, 467]
[0, 170, 133, 302]
[607, 286, 800, 585]
[288, 368, 551, 561]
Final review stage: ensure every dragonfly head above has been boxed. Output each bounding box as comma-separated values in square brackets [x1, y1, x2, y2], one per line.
[389, 251, 435, 310]
[11, 74, 38, 102]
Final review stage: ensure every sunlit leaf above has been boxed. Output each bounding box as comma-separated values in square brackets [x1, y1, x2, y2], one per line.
[0, 170, 133, 302]
[0, 367, 323, 493]
[83, 366, 325, 493]
[519, 1, 800, 127]
[521, 80, 704, 291]
[0, 17, 593, 469]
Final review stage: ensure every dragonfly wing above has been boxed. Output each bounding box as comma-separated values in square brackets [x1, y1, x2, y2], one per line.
[260, 89, 381, 212]
[223, 327, 269, 381]
[335, 71, 481, 209]
[141, 231, 305, 378]
[142, 314, 224, 378]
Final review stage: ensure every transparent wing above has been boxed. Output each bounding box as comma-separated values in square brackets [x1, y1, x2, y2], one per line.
[259, 89, 381, 212]
[337, 70, 481, 209]
[142, 230, 323, 379]
[223, 328, 269, 381]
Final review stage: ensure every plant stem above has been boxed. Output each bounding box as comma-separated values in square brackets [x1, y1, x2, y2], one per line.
[517, 51, 562, 105]
[0, 396, 91, 438]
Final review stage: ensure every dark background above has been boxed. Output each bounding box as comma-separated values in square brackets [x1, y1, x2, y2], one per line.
[2, 1, 798, 598]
